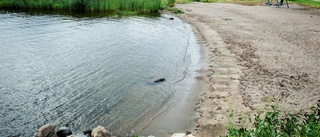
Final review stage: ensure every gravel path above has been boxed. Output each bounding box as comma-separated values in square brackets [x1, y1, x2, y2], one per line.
[175, 3, 320, 137]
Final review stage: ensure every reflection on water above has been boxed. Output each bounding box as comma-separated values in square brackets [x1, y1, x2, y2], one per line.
[0, 11, 196, 136]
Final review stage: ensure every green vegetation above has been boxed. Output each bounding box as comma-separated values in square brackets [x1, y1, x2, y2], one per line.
[132, 134, 139, 137]
[3, 0, 318, 13]
[167, 0, 176, 7]
[289, 0, 320, 8]
[0, 0, 176, 12]
[226, 100, 320, 137]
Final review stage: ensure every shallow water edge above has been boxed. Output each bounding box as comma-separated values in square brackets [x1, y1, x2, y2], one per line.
[0, 10, 202, 136]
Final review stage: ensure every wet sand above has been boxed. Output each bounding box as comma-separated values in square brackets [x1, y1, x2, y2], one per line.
[134, 19, 205, 137]
[174, 3, 320, 137]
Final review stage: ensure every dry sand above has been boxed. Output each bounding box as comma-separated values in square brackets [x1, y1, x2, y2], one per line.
[174, 2, 320, 137]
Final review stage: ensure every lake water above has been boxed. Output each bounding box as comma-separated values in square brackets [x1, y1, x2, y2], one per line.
[0, 11, 200, 136]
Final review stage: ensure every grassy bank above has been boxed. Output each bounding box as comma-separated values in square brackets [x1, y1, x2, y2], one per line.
[289, 0, 320, 8]
[0, 0, 176, 12]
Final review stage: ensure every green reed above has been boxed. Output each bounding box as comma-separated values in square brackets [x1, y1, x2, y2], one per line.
[226, 100, 320, 137]
[0, 0, 175, 12]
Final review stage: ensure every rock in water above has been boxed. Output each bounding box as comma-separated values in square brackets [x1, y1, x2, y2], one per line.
[83, 129, 92, 137]
[154, 78, 166, 83]
[56, 125, 72, 137]
[35, 124, 57, 137]
[91, 126, 110, 137]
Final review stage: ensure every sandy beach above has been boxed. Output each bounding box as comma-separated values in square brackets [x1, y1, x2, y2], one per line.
[174, 3, 320, 137]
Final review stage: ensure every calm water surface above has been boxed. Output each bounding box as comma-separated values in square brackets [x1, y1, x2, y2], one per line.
[0, 11, 198, 136]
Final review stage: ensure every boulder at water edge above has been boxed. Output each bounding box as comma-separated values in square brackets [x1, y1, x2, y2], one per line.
[91, 126, 110, 137]
[56, 125, 72, 137]
[35, 124, 58, 137]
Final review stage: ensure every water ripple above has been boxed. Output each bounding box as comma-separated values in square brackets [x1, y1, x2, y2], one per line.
[0, 12, 195, 136]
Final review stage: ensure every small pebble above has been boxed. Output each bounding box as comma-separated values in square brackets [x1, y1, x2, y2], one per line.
[224, 17, 232, 20]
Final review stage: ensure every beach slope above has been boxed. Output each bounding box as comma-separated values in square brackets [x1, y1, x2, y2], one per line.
[175, 3, 320, 137]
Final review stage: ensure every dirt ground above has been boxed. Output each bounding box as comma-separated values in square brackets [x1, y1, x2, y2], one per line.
[175, 3, 320, 137]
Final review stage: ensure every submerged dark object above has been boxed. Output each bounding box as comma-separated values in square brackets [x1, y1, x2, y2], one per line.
[169, 17, 174, 20]
[56, 124, 72, 137]
[83, 129, 92, 137]
[7, 134, 20, 137]
[154, 78, 166, 83]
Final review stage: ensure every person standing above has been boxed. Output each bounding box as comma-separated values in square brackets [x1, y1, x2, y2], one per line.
[280, 0, 284, 5]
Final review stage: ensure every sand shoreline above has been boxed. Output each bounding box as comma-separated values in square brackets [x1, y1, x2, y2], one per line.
[174, 3, 320, 137]
[33, 4, 320, 136]
[134, 15, 205, 137]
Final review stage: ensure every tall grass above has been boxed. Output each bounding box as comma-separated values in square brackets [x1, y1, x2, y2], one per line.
[0, 0, 176, 12]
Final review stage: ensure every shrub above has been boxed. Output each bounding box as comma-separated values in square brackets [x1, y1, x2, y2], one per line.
[227, 99, 320, 137]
